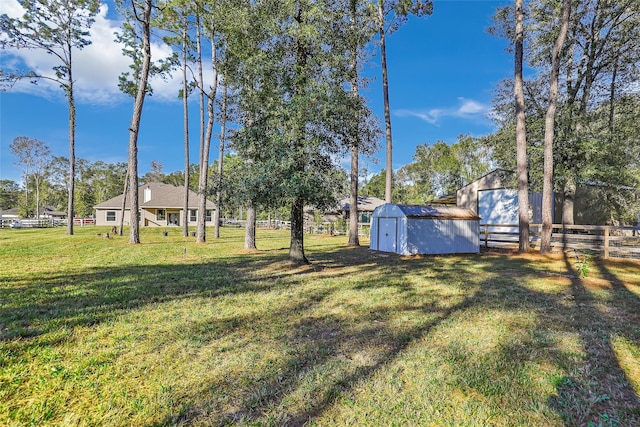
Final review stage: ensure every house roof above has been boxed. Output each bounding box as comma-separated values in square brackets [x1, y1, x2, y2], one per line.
[1, 208, 20, 216]
[395, 204, 480, 220]
[94, 182, 215, 210]
[340, 195, 385, 212]
[38, 207, 66, 217]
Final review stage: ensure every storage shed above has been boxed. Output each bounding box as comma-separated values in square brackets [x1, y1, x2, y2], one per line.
[370, 204, 480, 255]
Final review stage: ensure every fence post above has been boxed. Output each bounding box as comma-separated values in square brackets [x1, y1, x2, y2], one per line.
[484, 224, 489, 249]
[603, 226, 610, 259]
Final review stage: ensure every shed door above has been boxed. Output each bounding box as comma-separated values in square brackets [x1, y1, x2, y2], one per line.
[378, 218, 397, 253]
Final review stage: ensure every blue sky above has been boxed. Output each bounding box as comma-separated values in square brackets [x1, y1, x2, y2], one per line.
[0, 0, 511, 184]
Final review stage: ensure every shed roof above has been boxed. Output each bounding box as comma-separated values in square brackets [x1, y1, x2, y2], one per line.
[395, 204, 480, 220]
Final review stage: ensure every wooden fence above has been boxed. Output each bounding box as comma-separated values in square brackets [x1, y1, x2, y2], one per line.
[481, 223, 640, 260]
[0, 218, 95, 228]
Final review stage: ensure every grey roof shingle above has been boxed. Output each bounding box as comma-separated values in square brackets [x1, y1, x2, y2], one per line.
[94, 182, 215, 210]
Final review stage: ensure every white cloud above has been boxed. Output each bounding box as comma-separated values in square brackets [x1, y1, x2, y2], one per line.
[456, 98, 485, 114]
[395, 109, 442, 125]
[395, 97, 490, 125]
[2, 1, 186, 104]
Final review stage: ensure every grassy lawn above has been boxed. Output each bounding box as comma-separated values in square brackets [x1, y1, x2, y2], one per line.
[1, 226, 639, 426]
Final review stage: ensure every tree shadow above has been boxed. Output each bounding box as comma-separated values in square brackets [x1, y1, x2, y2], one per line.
[4, 241, 640, 426]
[159, 251, 554, 425]
[547, 254, 640, 425]
[166, 265, 483, 426]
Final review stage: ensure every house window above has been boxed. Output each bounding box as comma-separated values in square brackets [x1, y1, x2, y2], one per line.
[205, 210, 212, 222]
[190, 209, 197, 222]
[157, 209, 165, 220]
[106, 211, 116, 222]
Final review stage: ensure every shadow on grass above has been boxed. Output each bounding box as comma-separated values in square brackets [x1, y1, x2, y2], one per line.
[2, 241, 640, 426]
[546, 254, 640, 425]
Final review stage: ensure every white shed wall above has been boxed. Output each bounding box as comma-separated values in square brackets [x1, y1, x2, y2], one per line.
[404, 219, 479, 255]
[370, 204, 404, 252]
[479, 189, 546, 229]
[479, 189, 518, 225]
[370, 204, 479, 255]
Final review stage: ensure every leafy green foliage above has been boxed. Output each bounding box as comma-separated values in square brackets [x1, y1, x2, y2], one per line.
[405, 135, 493, 200]
[488, 0, 640, 225]
[0, 180, 20, 209]
[115, 18, 178, 97]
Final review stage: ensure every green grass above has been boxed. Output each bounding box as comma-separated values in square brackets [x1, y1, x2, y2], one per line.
[1, 226, 639, 426]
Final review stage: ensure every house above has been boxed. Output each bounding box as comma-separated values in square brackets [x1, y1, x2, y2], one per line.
[305, 195, 385, 225]
[0, 208, 21, 221]
[338, 195, 385, 223]
[94, 182, 216, 227]
[38, 206, 67, 220]
[370, 204, 480, 255]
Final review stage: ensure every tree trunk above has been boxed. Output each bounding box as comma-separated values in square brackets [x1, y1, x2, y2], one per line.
[541, 0, 571, 254]
[67, 70, 75, 235]
[35, 175, 40, 221]
[288, 4, 309, 264]
[348, 0, 360, 246]
[608, 56, 618, 145]
[119, 168, 128, 236]
[244, 203, 256, 250]
[24, 169, 29, 218]
[127, 0, 153, 245]
[182, 24, 190, 238]
[195, 15, 205, 241]
[289, 198, 308, 264]
[514, 0, 530, 252]
[197, 20, 218, 243]
[378, 0, 393, 204]
[349, 144, 360, 246]
[214, 83, 227, 239]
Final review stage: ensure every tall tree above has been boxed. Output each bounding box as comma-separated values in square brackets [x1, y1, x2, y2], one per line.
[530, 0, 640, 225]
[540, 0, 570, 253]
[347, 0, 378, 246]
[213, 83, 229, 239]
[222, 0, 376, 262]
[160, 2, 195, 237]
[348, 0, 361, 246]
[116, 0, 175, 242]
[514, 0, 530, 252]
[181, 19, 191, 238]
[117, 0, 154, 244]
[194, 8, 206, 237]
[10, 136, 51, 218]
[194, 1, 221, 243]
[1, 0, 99, 234]
[487, 1, 640, 226]
[374, 0, 433, 203]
